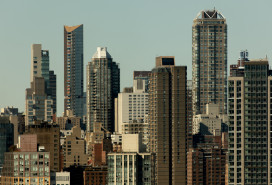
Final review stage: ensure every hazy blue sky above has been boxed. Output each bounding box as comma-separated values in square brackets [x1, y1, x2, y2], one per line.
[1, 0, 272, 115]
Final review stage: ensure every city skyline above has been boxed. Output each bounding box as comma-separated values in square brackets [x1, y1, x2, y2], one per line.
[1, 1, 272, 184]
[1, 0, 272, 116]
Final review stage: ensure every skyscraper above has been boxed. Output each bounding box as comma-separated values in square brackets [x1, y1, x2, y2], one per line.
[228, 56, 270, 184]
[192, 9, 227, 115]
[30, 44, 57, 116]
[148, 56, 187, 185]
[87, 47, 120, 132]
[64, 24, 84, 118]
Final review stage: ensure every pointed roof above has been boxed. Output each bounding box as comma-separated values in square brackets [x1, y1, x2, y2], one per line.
[92, 47, 112, 59]
[195, 9, 225, 20]
[64, 24, 83, 32]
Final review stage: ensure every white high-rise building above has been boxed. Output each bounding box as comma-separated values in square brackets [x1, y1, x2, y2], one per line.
[115, 79, 148, 133]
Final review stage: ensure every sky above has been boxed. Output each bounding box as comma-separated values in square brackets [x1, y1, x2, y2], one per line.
[1, 0, 272, 115]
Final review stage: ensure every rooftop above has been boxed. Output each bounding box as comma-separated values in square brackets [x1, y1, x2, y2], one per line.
[64, 24, 83, 32]
[92, 47, 112, 59]
[195, 9, 225, 20]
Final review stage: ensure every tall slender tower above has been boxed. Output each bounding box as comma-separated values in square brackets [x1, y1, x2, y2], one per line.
[148, 56, 187, 185]
[87, 47, 120, 132]
[192, 9, 227, 115]
[64, 24, 84, 118]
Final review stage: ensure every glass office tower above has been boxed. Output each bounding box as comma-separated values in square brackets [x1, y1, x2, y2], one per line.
[64, 24, 84, 118]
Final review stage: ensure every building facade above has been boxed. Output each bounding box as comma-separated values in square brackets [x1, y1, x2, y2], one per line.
[87, 47, 120, 132]
[1, 152, 50, 185]
[228, 58, 270, 184]
[148, 56, 187, 184]
[50, 171, 70, 185]
[64, 24, 84, 118]
[133, 71, 151, 92]
[26, 44, 56, 126]
[0, 117, 14, 175]
[25, 77, 53, 126]
[107, 152, 154, 185]
[192, 103, 228, 135]
[62, 126, 88, 168]
[30, 44, 57, 116]
[25, 123, 60, 172]
[57, 110, 81, 130]
[121, 121, 149, 147]
[115, 79, 148, 133]
[187, 80, 193, 150]
[192, 9, 227, 115]
[187, 148, 226, 185]
[83, 167, 107, 185]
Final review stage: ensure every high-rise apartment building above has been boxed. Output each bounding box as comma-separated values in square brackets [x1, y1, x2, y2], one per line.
[148, 56, 187, 185]
[115, 79, 148, 133]
[64, 24, 84, 118]
[192, 9, 227, 115]
[228, 57, 270, 184]
[87, 47, 120, 132]
[30, 44, 57, 115]
[26, 44, 56, 125]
